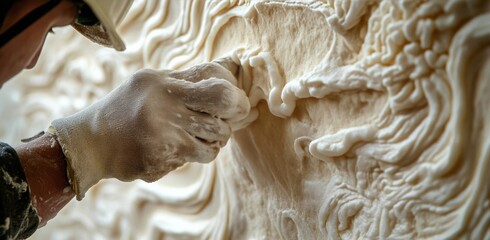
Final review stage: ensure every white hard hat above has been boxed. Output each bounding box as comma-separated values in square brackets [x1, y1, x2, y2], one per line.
[71, 0, 134, 51]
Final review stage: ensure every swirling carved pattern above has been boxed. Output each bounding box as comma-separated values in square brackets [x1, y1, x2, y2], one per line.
[0, 0, 488, 239]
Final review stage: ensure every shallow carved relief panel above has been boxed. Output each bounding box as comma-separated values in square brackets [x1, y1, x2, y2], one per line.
[0, 0, 489, 239]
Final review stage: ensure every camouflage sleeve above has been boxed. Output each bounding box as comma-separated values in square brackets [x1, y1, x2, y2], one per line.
[0, 142, 39, 240]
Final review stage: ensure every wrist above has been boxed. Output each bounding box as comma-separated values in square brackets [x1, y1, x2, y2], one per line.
[47, 126, 80, 199]
[50, 116, 107, 200]
[16, 132, 75, 225]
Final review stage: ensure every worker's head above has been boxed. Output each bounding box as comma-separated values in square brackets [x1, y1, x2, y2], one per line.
[0, 0, 133, 86]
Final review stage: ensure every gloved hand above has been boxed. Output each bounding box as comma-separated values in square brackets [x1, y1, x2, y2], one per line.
[50, 59, 249, 200]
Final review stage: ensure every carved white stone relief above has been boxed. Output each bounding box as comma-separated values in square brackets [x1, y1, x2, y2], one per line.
[0, 0, 489, 239]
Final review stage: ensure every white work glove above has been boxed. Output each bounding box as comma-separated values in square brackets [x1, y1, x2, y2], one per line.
[51, 59, 249, 200]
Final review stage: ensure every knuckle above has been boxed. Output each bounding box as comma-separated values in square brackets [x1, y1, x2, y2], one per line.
[216, 121, 232, 138]
[127, 68, 159, 87]
[186, 141, 220, 163]
[199, 146, 219, 163]
[198, 78, 235, 99]
[213, 58, 238, 75]
[208, 63, 237, 82]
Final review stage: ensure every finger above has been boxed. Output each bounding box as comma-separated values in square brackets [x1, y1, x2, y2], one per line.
[214, 57, 239, 76]
[168, 60, 238, 85]
[167, 78, 250, 120]
[179, 110, 231, 146]
[139, 129, 219, 182]
[179, 128, 221, 164]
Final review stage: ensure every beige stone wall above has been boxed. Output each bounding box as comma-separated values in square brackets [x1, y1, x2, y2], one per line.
[1, 0, 489, 239]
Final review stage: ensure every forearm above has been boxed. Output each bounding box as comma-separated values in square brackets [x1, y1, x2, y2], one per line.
[16, 132, 75, 226]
